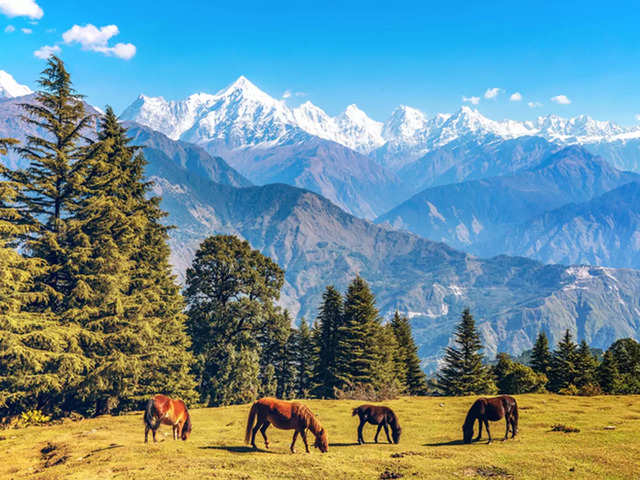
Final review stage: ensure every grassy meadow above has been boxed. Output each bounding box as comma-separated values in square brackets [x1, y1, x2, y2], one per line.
[1, 394, 639, 479]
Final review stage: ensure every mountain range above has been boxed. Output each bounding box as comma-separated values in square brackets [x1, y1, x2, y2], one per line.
[377, 147, 640, 260]
[2, 69, 640, 368]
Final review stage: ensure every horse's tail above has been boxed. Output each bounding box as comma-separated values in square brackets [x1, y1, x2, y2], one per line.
[511, 398, 519, 434]
[245, 402, 259, 444]
[143, 397, 156, 428]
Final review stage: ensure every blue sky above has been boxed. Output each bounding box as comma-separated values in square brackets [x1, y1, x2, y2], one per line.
[1, 0, 639, 124]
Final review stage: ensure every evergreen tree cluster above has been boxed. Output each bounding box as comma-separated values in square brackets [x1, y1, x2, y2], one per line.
[0, 57, 195, 416]
[184, 254, 429, 403]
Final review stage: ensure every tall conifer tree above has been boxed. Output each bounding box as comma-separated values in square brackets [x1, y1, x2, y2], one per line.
[312, 286, 343, 398]
[0, 137, 90, 415]
[390, 312, 428, 395]
[530, 330, 552, 376]
[548, 329, 578, 392]
[335, 276, 382, 388]
[437, 309, 496, 395]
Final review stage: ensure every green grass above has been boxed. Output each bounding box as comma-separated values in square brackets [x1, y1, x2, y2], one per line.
[1, 394, 639, 479]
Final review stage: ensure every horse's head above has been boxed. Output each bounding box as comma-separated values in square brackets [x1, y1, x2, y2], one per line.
[314, 428, 329, 453]
[181, 414, 192, 441]
[392, 424, 402, 444]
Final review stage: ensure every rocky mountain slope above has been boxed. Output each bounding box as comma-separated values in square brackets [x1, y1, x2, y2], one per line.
[497, 181, 640, 269]
[377, 147, 640, 253]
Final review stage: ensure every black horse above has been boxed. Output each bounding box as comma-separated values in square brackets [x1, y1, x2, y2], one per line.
[352, 405, 401, 444]
[462, 395, 518, 444]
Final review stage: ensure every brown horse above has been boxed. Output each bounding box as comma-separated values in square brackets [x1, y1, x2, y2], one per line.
[245, 398, 328, 453]
[144, 394, 192, 443]
[352, 404, 402, 444]
[462, 395, 518, 444]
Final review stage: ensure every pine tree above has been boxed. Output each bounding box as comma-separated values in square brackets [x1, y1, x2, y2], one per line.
[0, 138, 90, 415]
[75, 108, 195, 412]
[8, 56, 96, 314]
[437, 308, 496, 396]
[597, 350, 622, 394]
[548, 329, 578, 393]
[530, 331, 552, 376]
[374, 323, 403, 391]
[294, 318, 315, 397]
[335, 276, 382, 388]
[574, 340, 598, 389]
[390, 312, 428, 395]
[312, 286, 343, 398]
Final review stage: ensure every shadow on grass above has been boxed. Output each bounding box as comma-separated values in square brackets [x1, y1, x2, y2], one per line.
[423, 439, 466, 447]
[329, 442, 360, 447]
[199, 445, 276, 454]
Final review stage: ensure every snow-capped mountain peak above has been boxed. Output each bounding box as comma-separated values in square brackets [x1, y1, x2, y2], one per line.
[0, 70, 33, 99]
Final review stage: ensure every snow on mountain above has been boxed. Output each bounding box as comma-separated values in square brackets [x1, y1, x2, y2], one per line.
[0, 71, 32, 99]
[122, 77, 384, 154]
[121, 75, 640, 168]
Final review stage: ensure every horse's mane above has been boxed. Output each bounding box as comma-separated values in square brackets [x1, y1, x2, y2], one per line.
[294, 403, 323, 434]
[386, 408, 399, 427]
[463, 399, 482, 429]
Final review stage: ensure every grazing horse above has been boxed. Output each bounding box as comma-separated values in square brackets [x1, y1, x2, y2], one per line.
[462, 395, 518, 444]
[144, 394, 192, 443]
[352, 404, 402, 444]
[245, 398, 328, 453]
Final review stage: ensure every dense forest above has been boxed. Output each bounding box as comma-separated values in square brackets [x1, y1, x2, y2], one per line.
[1, 58, 640, 420]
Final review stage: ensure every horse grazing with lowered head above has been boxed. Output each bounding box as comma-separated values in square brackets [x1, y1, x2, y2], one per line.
[144, 394, 192, 443]
[245, 398, 328, 453]
[352, 404, 402, 444]
[462, 395, 518, 444]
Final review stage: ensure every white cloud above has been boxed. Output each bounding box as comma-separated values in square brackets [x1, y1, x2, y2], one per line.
[551, 95, 571, 105]
[33, 44, 60, 59]
[509, 92, 522, 102]
[462, 95, 480, 105]
[62, 24, 136, 60]
[528, 101, 542, 108]
[4, 24, 14, 32]
[20, 27, 31, 34]
[282, 90, 306, 100]
[635, 114, 640, 122]
[0, 0, 43, 19]
[484, 87, 502, 99]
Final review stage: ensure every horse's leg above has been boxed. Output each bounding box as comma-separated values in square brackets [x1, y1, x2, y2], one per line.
[484, 419, 492, 444]
[510, 414, 517, 438]
[260, 421, 270, 449]
[300, 429, 310, 453]
[145, 424, 149, 443]
[504, 415, 510, 440]
[290, 430, 298, 453]
[474, 418, 482, 441]
[383, 423, 392, 444]
[357, 419, 365, 444]
[251, 421, 262, 449]
[374, 424, 382, 443]
[152, 426, 158, 443]
[172, 424, 176, 440]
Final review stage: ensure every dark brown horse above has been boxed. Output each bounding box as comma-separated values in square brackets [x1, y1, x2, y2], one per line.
[144, 394, 192, 442]
[462, 395, 518, 444]
[245, 398, 328, 453]
[352, 404, 402, 444]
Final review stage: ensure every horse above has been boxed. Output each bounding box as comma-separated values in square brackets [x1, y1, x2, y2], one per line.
[462, 395, 518, 444]
[352, 404, 402, 444]
[143, 394, 192, 443]
[244, 398, 328, 453]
